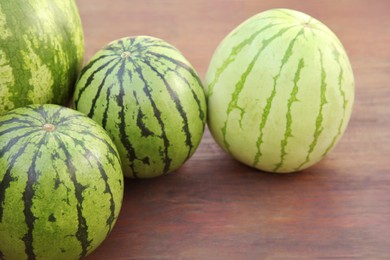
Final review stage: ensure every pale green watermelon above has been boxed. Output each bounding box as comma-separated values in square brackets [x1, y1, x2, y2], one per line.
[205, 9, 355, 173]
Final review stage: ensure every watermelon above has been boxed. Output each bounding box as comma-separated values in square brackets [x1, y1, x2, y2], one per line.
[0, 0, 84, 114]
[73, 36, 207, 179]
[205, 9, 355, 173]
[0, 104, 124, 260]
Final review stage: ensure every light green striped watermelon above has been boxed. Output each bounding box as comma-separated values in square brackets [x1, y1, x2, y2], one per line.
[205, 8, 355, 173]
[73, 36, 207, 179]
[0, 104, 124, 260]
[0, 0, 84, 114]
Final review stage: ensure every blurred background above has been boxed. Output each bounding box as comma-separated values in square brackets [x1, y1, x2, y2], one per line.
[77, 0, 389, 74]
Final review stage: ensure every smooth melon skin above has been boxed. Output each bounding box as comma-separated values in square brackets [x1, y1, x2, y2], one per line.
[0, 0, 84, 114]
[205, 8, 355, 173]
[0, 104, 124, 260]
[73, 36, 207, 179]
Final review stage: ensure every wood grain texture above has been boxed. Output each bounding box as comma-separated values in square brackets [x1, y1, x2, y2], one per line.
[77, 0, 390, 259]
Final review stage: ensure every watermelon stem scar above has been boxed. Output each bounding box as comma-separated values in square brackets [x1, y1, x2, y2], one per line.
[121, 51, 131, 58]
[42, 123, 56, 132]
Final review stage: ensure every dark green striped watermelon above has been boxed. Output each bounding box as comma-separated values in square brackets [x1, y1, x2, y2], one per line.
[0, 0, 84, 114]
[205, 9, 355, 173]
[0, 104, 124, 260]
[73, 36, 207, 179]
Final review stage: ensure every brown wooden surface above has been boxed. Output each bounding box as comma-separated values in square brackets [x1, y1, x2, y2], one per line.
[77, 0, 390, 259]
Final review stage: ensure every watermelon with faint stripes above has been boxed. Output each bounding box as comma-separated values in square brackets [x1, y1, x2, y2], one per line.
[0, 0, 84, 114]
[73, 36, 207, 178]
[0, 104, 124, 260]
[205, 9, 355, 173]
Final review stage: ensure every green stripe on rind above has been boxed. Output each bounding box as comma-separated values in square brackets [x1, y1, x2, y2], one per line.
[22, 140, 45, 260]
[0, 136, 34, 223]
[206, 22, 279, 98]
[142, 58, 194, 161]
[321, 47, 348, 157]
[296, 50, 328, 170]
[252, 29, 304, 166]
[0, 117, 40, 129]
[273, 58, 305, 172]
[0, 104, 123, 259]
[73, 56, 119, 110]
[130, 59, 171, 177]
[146, 51, 206, 124]
[53, 134, 91, 258]
[86, 59, 123, 119]
[121, 59, 154, 177]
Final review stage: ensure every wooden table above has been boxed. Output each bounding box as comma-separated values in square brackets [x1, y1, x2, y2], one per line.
[78, 0, 390, 258]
